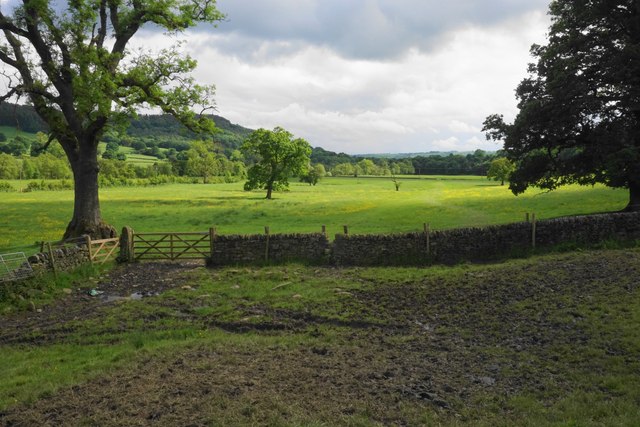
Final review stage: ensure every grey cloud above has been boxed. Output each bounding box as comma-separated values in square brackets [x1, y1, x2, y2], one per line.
[213, 0, 550, 60]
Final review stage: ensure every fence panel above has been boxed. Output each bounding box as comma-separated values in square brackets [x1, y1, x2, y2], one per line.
[0, 252, 34, 283]
[133, 232, 210, 260]
[88, 237, 120, 265]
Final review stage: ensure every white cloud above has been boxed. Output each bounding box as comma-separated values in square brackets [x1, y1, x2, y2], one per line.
[133, 2, 550, 154]
[432, 137, 461, 151]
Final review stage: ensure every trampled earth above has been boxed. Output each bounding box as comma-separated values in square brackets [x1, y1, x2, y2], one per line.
[1, 250, 639, 426]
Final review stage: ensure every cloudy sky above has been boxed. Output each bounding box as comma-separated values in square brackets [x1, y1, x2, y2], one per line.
[177, 0, 553, 155]
[36, 0, 549, 155]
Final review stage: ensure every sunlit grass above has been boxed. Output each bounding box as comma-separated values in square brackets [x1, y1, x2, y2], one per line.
[0, 176, 627, 253]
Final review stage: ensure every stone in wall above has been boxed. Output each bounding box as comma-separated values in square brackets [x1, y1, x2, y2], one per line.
[28, 244, 90, 274]
[209, 233, 330, 266]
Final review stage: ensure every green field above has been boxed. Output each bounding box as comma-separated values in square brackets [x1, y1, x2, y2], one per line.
[0, 126, 37, 141]
[0, 176, 628, 253]
[97, 142, 163, 165]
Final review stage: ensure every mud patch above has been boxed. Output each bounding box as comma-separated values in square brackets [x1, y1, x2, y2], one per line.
[1, 250, 640, 425]
[0, 262, 201, 346]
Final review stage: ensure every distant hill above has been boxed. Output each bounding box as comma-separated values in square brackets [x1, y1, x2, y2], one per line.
[0, 103, 253, 153]
[0, 103, 48, 133]
[127, 114, 252, 152]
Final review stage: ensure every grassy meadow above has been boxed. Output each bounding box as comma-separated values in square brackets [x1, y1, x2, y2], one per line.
[96, 142, 161, 166]
[0, 176, 628, 253]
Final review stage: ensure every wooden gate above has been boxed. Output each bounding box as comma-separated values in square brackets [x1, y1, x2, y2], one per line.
[131, 231, 212, 260]
[86, 237, 120, 265]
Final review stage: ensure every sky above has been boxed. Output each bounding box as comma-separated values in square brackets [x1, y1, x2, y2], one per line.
[166, 0, 552, 155]
[4, 0, 552, 155]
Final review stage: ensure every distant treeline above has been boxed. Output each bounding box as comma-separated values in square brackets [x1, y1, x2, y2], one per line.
[0, 103, 500, 177]
[312, 147, 498, 176]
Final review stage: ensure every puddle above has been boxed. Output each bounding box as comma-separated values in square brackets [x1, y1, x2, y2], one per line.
[101, 292, 159, 303]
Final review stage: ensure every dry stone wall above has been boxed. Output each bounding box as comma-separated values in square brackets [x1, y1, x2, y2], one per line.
[333, 212, 640, 266]
[206, 212, 640, 266]
[28, 244, 90, 274]
[209, 233, 330, 266]
[332, 233, 427, 266]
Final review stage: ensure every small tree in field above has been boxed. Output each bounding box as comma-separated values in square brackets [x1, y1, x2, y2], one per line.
[186, 141, 219, 183]
[300, 163, 325, 186]
[391, 175, 402, 191]
[487, 158, 515, 186]
[242, 127, 311, 199]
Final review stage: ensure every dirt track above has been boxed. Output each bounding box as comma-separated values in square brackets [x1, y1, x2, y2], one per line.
[2, 250, 639, 426]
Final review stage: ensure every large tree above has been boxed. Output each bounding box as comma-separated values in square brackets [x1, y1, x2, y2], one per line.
[0, 0, 223, 238]
[242, 127, 311, 199]
[483, 0, 640, 211]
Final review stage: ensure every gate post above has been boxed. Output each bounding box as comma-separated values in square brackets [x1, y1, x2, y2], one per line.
[119, 226, 135, 263]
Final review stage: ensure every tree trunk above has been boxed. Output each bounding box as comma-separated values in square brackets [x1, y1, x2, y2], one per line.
[63, 144, 116, 240]
[266, 184, 273, 199]
[624, 181, 640, 212]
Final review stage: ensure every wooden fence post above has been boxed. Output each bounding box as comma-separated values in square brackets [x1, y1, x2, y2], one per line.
[525, 212, 530, 223]
[128, 227, 135, 262]
[343, 225, 349, 235]
[84, 235, 93, 264]
[265, 226, 270, 262]
[531, 213, 537, 249]
[209, 227, 216, 259]
[424, 223, 430, 255]
[46, 242, 58, 277]
[321, 225, 326, 238]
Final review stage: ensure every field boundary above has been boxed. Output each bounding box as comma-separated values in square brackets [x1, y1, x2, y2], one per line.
[0, 252, 34, 283]
[11, 211, 639, 277]
[118, 211, 640, 266]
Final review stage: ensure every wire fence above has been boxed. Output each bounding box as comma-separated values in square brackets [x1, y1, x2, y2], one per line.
[0, 252, 34, 283]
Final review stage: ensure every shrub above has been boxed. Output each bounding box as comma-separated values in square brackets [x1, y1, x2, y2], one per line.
[23, 180, 73, 192]
[0, 181, 15, 192]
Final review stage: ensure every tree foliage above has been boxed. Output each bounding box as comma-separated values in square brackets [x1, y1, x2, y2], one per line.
[487, 158, 515, 186]
[483, 0, 640, 210]
[186, 141, 219, 183]
[300, 164, 326, 186]
[242, 127, 311, 199]
[0, 0, 224, 237]
[0, 153, 19, 178]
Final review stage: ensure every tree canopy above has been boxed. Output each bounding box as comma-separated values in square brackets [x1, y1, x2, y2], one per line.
[487, 158, 515, 186]
[186, 141, 220, 183]
[242, 127, 311, 199]
[483, 0, 640, 210]
[0, 0, 224, 238]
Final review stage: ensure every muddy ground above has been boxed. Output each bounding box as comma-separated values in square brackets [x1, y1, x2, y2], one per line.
[1, 250, 639, 426]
